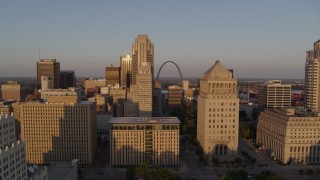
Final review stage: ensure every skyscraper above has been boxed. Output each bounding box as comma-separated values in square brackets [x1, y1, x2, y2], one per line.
[305, 39, 320, 112]
[131, 35, 154, 85]
[37, 59, 60, 89]
[120, 54, 132, 88]
[197, 60, 239, 160]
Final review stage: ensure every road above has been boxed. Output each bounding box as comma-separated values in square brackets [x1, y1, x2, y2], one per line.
[180, 138, 219, 180]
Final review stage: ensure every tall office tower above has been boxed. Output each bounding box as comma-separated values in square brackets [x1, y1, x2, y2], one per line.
[105, 66, 120, 87]
[197, 60, 239, 159]
[126, 63, 152, 117]
[120, 54, 132, 88]
[37, 59, 60, 89]
[1, 80, 21, 101]
[257, 108, 320, 165]
[60, 70, 76, 89]
[109, 117, 180, 167]
[41, 76, 54, 90]
[131, 35, 154, 85]
[257, 80, 291, 114]
[0, 113, 27, 179]
[305, 39, 320, 112]
[19, 96, 97, 165]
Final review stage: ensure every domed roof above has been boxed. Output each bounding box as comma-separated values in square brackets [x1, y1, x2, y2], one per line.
[202, 60, 233, 80]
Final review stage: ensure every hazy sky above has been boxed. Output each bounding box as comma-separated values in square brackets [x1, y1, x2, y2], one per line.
[0, 1, 319, 79]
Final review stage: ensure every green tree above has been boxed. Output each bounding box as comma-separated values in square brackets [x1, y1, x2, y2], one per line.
[220, 170, 248, 180]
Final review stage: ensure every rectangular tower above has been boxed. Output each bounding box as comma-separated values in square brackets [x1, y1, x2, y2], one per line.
[37, 59, 60, 89]
[305, 39, 320, 112]
[120, 54, 132, 88]
[197, 60, 239, 160]
[105, 66, 120, 87]
[257, 80, 291, 114]
[60, 70, 76, 89]
[131, 35, 154, 85]
[19, 100, 97, 165]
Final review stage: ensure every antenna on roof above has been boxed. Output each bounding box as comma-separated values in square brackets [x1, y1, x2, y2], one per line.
[38, 49, 41, 60]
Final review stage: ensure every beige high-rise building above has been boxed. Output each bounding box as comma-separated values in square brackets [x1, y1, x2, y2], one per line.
[120, 54, 132, 88]
[37, 59, 60, 89]
[0, 113, 27, 180]
[131, 35, 154, 85]
[257, 108, 320, 165]
[197, 60, 239, 159]
[109, 117, 180, 167]
[1, 81, 21, 101]
[19, 97, 97, 165]
[41, 76, 54, 90]
[305, 39, 320, 112]
[126, 63, 152, 117]
[257, 80, 291, 114]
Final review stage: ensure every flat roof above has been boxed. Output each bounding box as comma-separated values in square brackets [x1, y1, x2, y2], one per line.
[108, 117, 181, 124]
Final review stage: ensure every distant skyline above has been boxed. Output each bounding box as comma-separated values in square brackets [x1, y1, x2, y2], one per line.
[0, 1, 319, 79]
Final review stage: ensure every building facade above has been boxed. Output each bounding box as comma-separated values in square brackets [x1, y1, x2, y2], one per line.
[37, 59, 60, 89]
[197, 60, 239, 159]
[168, 85, 182, 107]
[126, 63, 152, 117]
[305, 39, 320, 112]
[120, 54, 132, 88]
[257, 80, 291, 114]
[59, 70, 76, 89]
[109, 117, 180, 167]
[19, 100, 97, 165]
[105, 66, 120, 87]
[257, 108, 320, 165]
[1, 81, 21, 101]
[131, 35, 154, 85]
[0, 113, 27, 180]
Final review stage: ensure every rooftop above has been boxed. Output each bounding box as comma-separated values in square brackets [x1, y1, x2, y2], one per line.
[108, 117, 181, 124]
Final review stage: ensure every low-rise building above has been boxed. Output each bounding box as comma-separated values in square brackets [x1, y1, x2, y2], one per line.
[109, 117, 180, 167]
[257, 108, 320, 164]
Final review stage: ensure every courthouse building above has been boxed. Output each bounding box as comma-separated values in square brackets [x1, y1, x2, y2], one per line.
[257, 108, 320, 164]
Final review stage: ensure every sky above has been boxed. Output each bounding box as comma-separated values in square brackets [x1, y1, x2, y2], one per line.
[0, 1, 319, 79]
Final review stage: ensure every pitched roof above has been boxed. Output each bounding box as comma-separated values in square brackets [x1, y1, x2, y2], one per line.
[202, 60, 233, 80]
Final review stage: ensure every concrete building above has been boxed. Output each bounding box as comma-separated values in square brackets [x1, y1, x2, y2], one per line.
[131, 35, 154, 85]
[126, 63, 152, 117]
[83, 78, 106, 95]
[40, 88, 79, 102]
[257, 80, 291, 114]
[182, 80, 189, 91]
[59, 70, 76, 89]
[197, 60, 239, 160]
[19, 97, 97, 165]
[0, 113, 27, 180]
[105, 66, 120, 87]
[305, 39, 320, 112]
[1, 81, 21, 101]
[168, 85, 182, 107]
[120, 54, 132, 88]
[88, 94, 106, 112]
[257, 108, 320, 165]
[41, 76, 54, 91]
[109, 117, 180, 167]
[37, 59, 60, 89]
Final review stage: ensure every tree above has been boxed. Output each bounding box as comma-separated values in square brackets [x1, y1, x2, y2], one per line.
[257, 170, 284, 180]
[220, 170, 248, 180]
